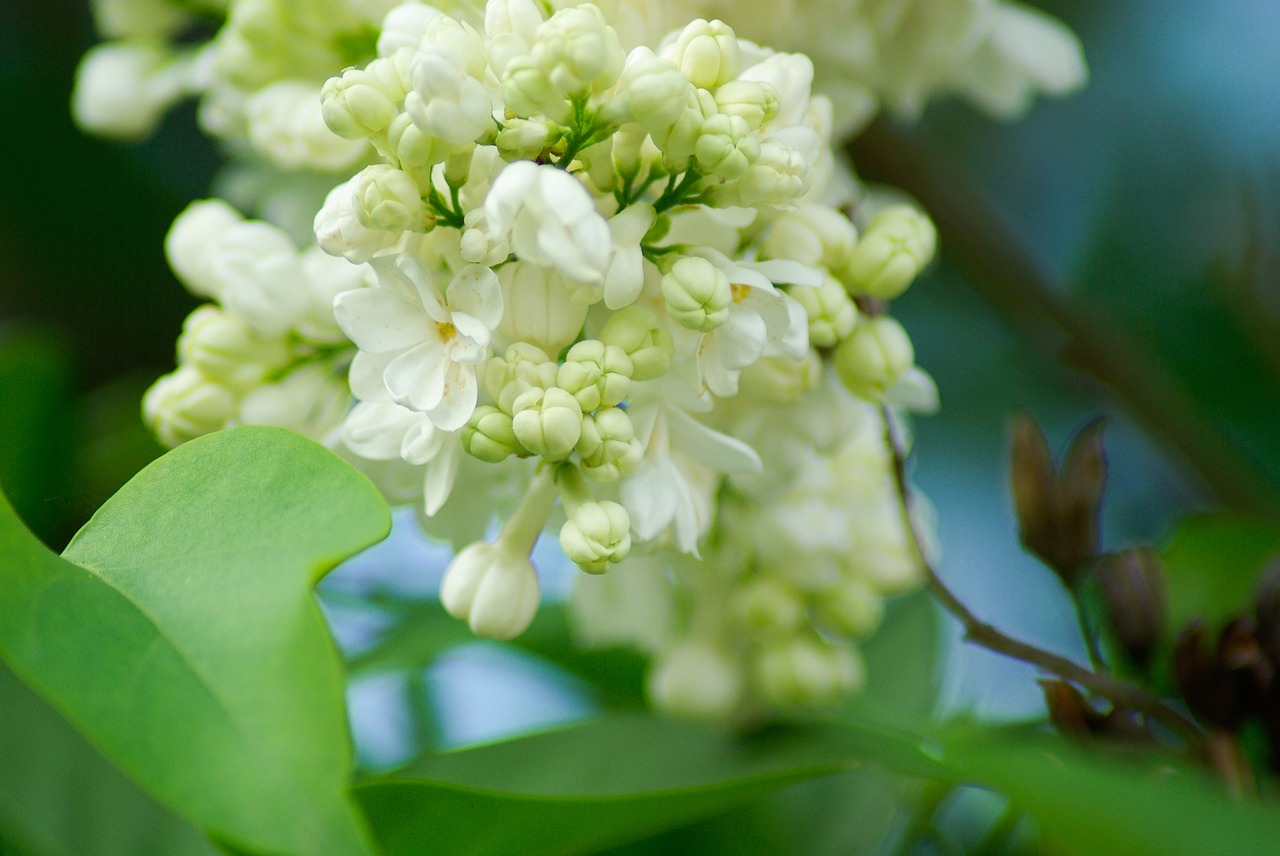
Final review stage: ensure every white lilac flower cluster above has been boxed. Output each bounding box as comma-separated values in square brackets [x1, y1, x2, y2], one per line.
[73, 0, 1084, 164]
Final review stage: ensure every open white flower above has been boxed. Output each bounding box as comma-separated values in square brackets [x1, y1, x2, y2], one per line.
[335, 255, 503, 431]
[483, 161, 612, 287]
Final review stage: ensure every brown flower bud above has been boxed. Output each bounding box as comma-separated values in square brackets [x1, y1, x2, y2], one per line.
[1095, 548, 1167, 669]
[1174, 621, 1259, 731]
[1041, 679, 1103, 736]
[1008, 414, 1107, 586]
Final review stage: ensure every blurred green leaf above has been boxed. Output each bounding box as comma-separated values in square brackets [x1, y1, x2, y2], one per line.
[840, 591, 943, 729]
[0, 330, 74, 543]
[355, 714, 942, 856]
[0, 663, 220, 856]
[942, 725, 1280, 856]
[1160, 513, 1280, 632]
[0, 427, 390, 856]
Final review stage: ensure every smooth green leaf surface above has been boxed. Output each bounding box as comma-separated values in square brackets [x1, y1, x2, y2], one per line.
[0, 663, 220, 856]
[1161, 513, 1280, 632]
[356, 714, 941, 856]
[841, 592, 943, 728]
[942, 727, 1280, 856]
[0, 427, 391, 856]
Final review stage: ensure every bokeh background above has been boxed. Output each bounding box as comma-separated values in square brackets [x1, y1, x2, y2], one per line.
[3, 0, 1280, 850]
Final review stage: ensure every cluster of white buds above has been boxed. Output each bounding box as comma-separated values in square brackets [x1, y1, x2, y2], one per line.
[143, 200, 362, 447]
[99, 0, 1087, 719]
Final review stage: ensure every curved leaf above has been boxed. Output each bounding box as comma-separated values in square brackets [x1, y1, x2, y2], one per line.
[355, 713, 941, 856]
[0, 427, 390, 856]
[1161, 513, 1280, 632]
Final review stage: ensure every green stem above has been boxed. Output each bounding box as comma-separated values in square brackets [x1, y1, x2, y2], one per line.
[1072, 587, 1107, 671]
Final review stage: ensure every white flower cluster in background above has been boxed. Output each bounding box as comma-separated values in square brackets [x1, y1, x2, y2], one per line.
[73, 0, 1084, 163]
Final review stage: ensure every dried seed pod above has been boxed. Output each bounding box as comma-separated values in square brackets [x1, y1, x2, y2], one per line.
[1010, 413, 1059, 570]
[1174, 621, 1260, 731]
[1095, 548, 1167, 669]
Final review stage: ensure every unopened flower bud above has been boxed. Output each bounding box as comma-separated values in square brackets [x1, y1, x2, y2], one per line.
[694, 113, 758, 180]
[647, 641, 743, 719]
[604, 47, 691, 132]
[755, 636, 863, 707]
[1175, 621, 1261, 731]
[165, 199, 243, 298]
[706, 139, 808, 207]
[661, 256, 731, 332]
[72, 42, 185, 140]
[440, 541, 541, 640]
[813, 580, 884, 639]
[599, 306, 673, 381]
[713, 79, 779, 129]
[791, 276, 857, 347]
[511, 386, 583, 460]
[833, 316, 914, 399]
[177, 305, 292, 391]
[484, 342, 556, 402]
[503, 54, 570, 122]
[760, 205, 858, 270]
[496, 116, 561, 161]
[143, 366, 236, 448]
[1095, 548, 1167, 669]
[560, 500, 631, 573]
[737, 351, 822, 404]
[731, 578, 805, 636]
[461, 405, 523, 462]
[534, 4, 625, 96]
[557, 340, 633, 411]
[351, 165, 428, 232]
[663, 19, 740, 91]
[321, 66, 399, 140]
[386, 112, 450, 169]
[1053, 419, 1107, 579]
[577, 407, 642, 481]
[844, 205, 936, 300]
[497, 263, 588, 356]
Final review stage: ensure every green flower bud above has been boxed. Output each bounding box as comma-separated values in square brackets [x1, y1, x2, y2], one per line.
[759, 205, 858, 270]
[754, 636, 864, 707]
[352, 165, 428, 232]
[142, 366, 237, 448]
[320, 66, 399, 140]
[496, 116, 562, 161]
[813, 580, 884, 639]
[461, 405, 523, 463]
[577, 407, 643, 481]
[694, 112, 759, 180]
[664, 19, 740, 91]
[713, 79, 778, 130]
[791, 276, 858, 347]
[511, 386, 583, 461]
[177, 305, 292, 391]
[599, 306, 674, 381]
[387, 112, 450, 169]
[483, 342, 556, 403]
[497, 263, 588, 357]
[833, 316, 914, 400]
[661, 256, 731, 332]
[557, 339, 633, 411]
[503, 54, 571, 123]
[560, 500, 631, 573]
[730, 578, 805, 637]
[843, 205, 936, 300]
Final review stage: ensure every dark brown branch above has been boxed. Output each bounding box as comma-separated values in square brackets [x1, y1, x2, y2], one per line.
[880, 406, 1206, 748]
[852, 119, 1280, 519]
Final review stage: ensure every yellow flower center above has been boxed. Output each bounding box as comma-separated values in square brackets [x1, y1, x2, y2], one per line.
[731, 283, 751, 304]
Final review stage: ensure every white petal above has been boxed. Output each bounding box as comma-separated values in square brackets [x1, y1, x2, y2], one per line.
[666, 406, 762, 474]
[718, 306, 768, 371]
[342, 401, 414, 460]
[746, 258, 824, 288]
[333, 287, 428, 353]
[429, 362, 478, 431]
[385, 340, 448, 412]
[446, 264, 504, 329]
[349, 350, 394, 402]
[424, 436, 462, 515]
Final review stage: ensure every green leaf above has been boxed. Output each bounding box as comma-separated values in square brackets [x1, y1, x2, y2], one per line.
[0, 662, 220, 856]
[0, 427, 391, 856]
[1160, 513, 1280, 632]
[355, 713, 941, 856]
[942, 726, 1280, 856]
[840, 591, 943, 729]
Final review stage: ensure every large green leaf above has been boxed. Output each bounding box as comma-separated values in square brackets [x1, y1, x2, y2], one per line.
[1161, 513, 1280, 632]
[942, 726, 1280, 856]
[355, 713, 941, 856]
[0, 427, 390, 856]
[0, 663, 220, 856]
[840, 592, 943, 729]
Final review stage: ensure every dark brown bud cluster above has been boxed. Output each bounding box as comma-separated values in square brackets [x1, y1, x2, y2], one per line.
[1009, 415, 1106, 587]
[1095, 548, 1167, 670]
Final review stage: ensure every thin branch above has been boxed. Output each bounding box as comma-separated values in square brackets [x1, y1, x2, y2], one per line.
[851, 119, 1280, 519]
[880, 406, 1206, 748]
